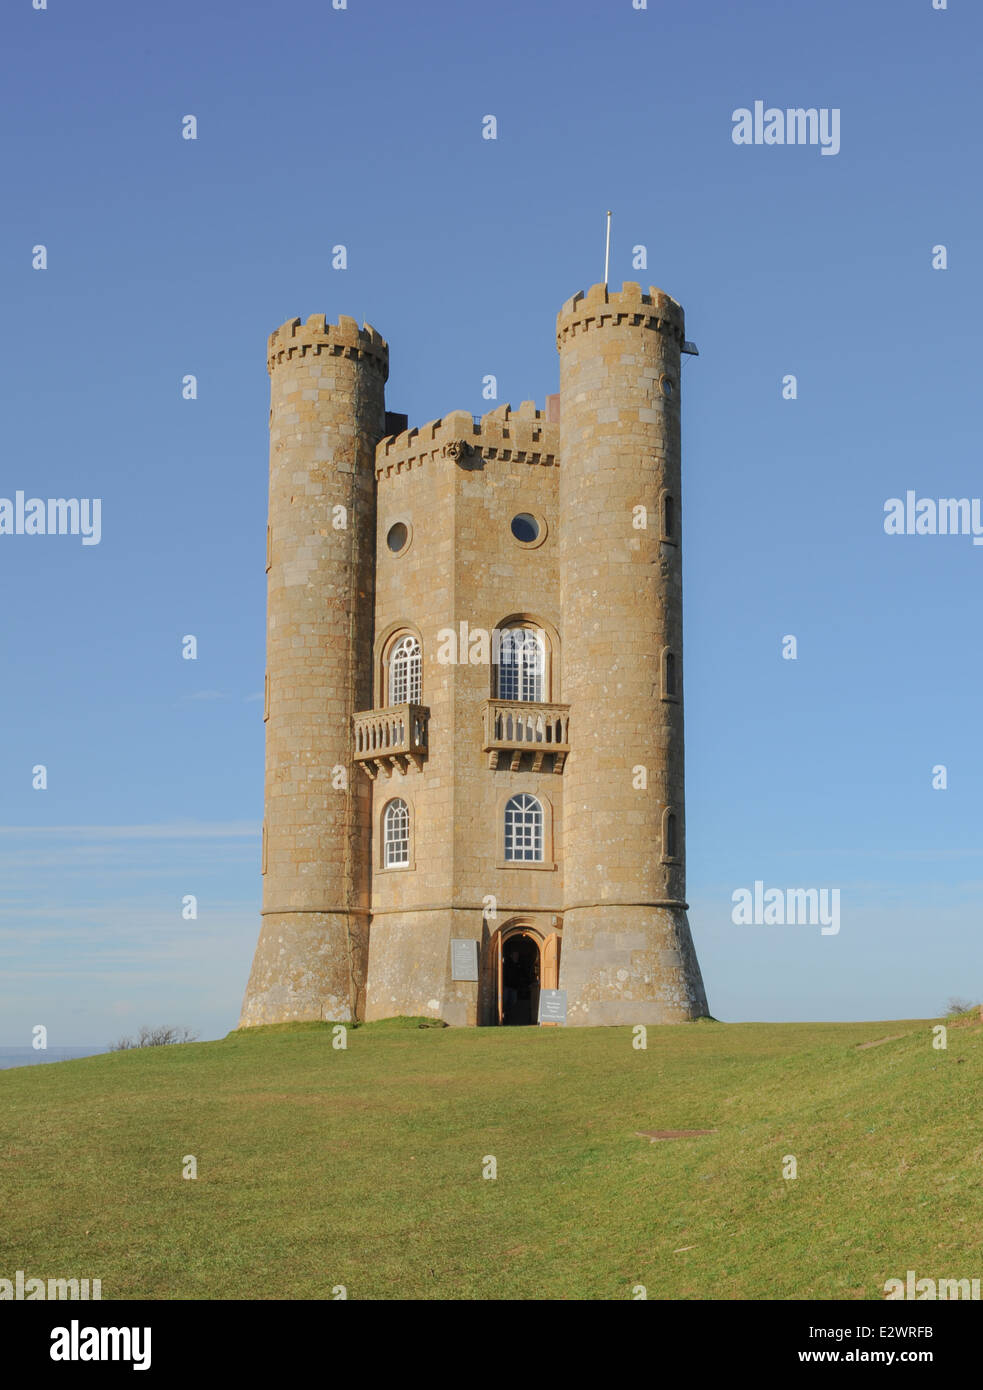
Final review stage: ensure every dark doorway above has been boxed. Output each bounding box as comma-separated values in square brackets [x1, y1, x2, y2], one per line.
[501, 933, 540, 1025]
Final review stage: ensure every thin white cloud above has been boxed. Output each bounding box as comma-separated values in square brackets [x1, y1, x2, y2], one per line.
[0, 823, 259, 840]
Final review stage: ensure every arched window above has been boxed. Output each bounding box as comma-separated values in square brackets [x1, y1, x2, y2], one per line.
[504, 793, 544, 862]
[383, 798, 410, 868]
[388, 634, 421, 706]
[497, 627, 546, 702]
[663, 493, 675, 540]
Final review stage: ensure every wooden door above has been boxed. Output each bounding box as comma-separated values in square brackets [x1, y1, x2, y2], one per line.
[496, 930, 504, 1025]
[541, 932, 560, 989]
[540, 932, 560, 1025]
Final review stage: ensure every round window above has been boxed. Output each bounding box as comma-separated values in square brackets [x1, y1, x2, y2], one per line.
[386, 521, 409, 554]
[661, 376, 674, 398]
[510, 513, 540, 544]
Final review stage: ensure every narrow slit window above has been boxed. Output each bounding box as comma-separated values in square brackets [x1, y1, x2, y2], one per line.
[665, 812, 677, 860]
[664, 650, 676, 697]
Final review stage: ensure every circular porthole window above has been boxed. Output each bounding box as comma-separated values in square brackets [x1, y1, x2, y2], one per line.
[386, 521, 411, 555]
[509, 511, 548, 548]
[510, 512, 547, 548]
[660, 375, 675, 398]
[511, 513, 540, 543]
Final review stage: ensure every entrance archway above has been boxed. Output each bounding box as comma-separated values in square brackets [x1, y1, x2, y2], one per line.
[479, 924, 561, 1026]
[501, 932, 540, 1026]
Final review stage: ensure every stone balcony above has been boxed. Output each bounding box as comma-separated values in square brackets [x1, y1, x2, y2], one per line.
[481, 700, 570, 772]
[353, 703, 429, 778]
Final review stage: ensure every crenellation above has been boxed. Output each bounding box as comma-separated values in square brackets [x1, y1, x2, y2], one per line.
[556, 281, 686, 351]
[376, 403, 559, 480]
[267, 312, 389, 379]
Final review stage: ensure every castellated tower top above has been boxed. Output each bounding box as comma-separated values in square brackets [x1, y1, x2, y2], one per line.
[376, 401, 559, 480]
[556, 280, 685, 348]
[266, 312, 389, 380]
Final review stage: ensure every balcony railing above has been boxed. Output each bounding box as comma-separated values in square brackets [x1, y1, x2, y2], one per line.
[353, 703, 429, 778]
[481, 700, 570, 772]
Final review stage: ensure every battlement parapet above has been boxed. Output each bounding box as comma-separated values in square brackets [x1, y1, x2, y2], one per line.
[556, 281, 685, 349]
[376, 403, 559, 481]
[267, 313, 389, 379]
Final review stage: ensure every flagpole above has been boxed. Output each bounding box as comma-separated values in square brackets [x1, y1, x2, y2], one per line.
[604, 210, 612, 286]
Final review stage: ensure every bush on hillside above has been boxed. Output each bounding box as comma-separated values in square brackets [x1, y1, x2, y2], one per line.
[109, 1025, 199, 1051]
[945, 996, 980, 1017]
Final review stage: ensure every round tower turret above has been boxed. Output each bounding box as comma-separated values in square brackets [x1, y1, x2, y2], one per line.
[556, 281, 708, 1024]
[239, 313, 387, 1026]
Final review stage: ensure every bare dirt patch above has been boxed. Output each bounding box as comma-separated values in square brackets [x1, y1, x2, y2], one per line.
[636, 1129, 715, 1141]
[856, 1034, 908, 1050]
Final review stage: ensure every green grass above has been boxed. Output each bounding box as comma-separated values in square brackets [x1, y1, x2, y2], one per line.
[2, 1013, 981, 1300]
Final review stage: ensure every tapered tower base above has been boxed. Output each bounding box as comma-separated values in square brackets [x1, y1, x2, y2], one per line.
[560, 905, 708, 1027]
[239, 911, 367, 1026]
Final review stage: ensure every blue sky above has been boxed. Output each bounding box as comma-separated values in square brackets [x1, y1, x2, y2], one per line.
[1, 0, 978, 1045]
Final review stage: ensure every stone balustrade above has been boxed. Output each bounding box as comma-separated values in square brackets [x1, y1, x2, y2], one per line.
[481, 699, 570, 772]
[353, 703, 429, 777]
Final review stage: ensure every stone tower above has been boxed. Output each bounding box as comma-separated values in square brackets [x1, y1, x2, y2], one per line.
[239, 314, 387, 1026]
[555, 282, 707, 1024]
[239, 285, 709, 1030]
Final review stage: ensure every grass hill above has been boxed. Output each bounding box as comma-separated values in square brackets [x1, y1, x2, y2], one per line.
[1, 1014, 980, 1300]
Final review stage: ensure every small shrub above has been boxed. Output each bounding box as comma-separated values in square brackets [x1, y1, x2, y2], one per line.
[109, 1025, 199, 1052]
[944, 997, 979, 1018]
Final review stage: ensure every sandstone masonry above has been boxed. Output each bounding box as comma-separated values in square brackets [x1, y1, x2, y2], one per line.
[239, 283, 709, 1029]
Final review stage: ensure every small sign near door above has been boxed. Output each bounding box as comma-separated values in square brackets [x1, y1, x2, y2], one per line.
[538, 988, 567, 1024]
[450, 938, 479, 982]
